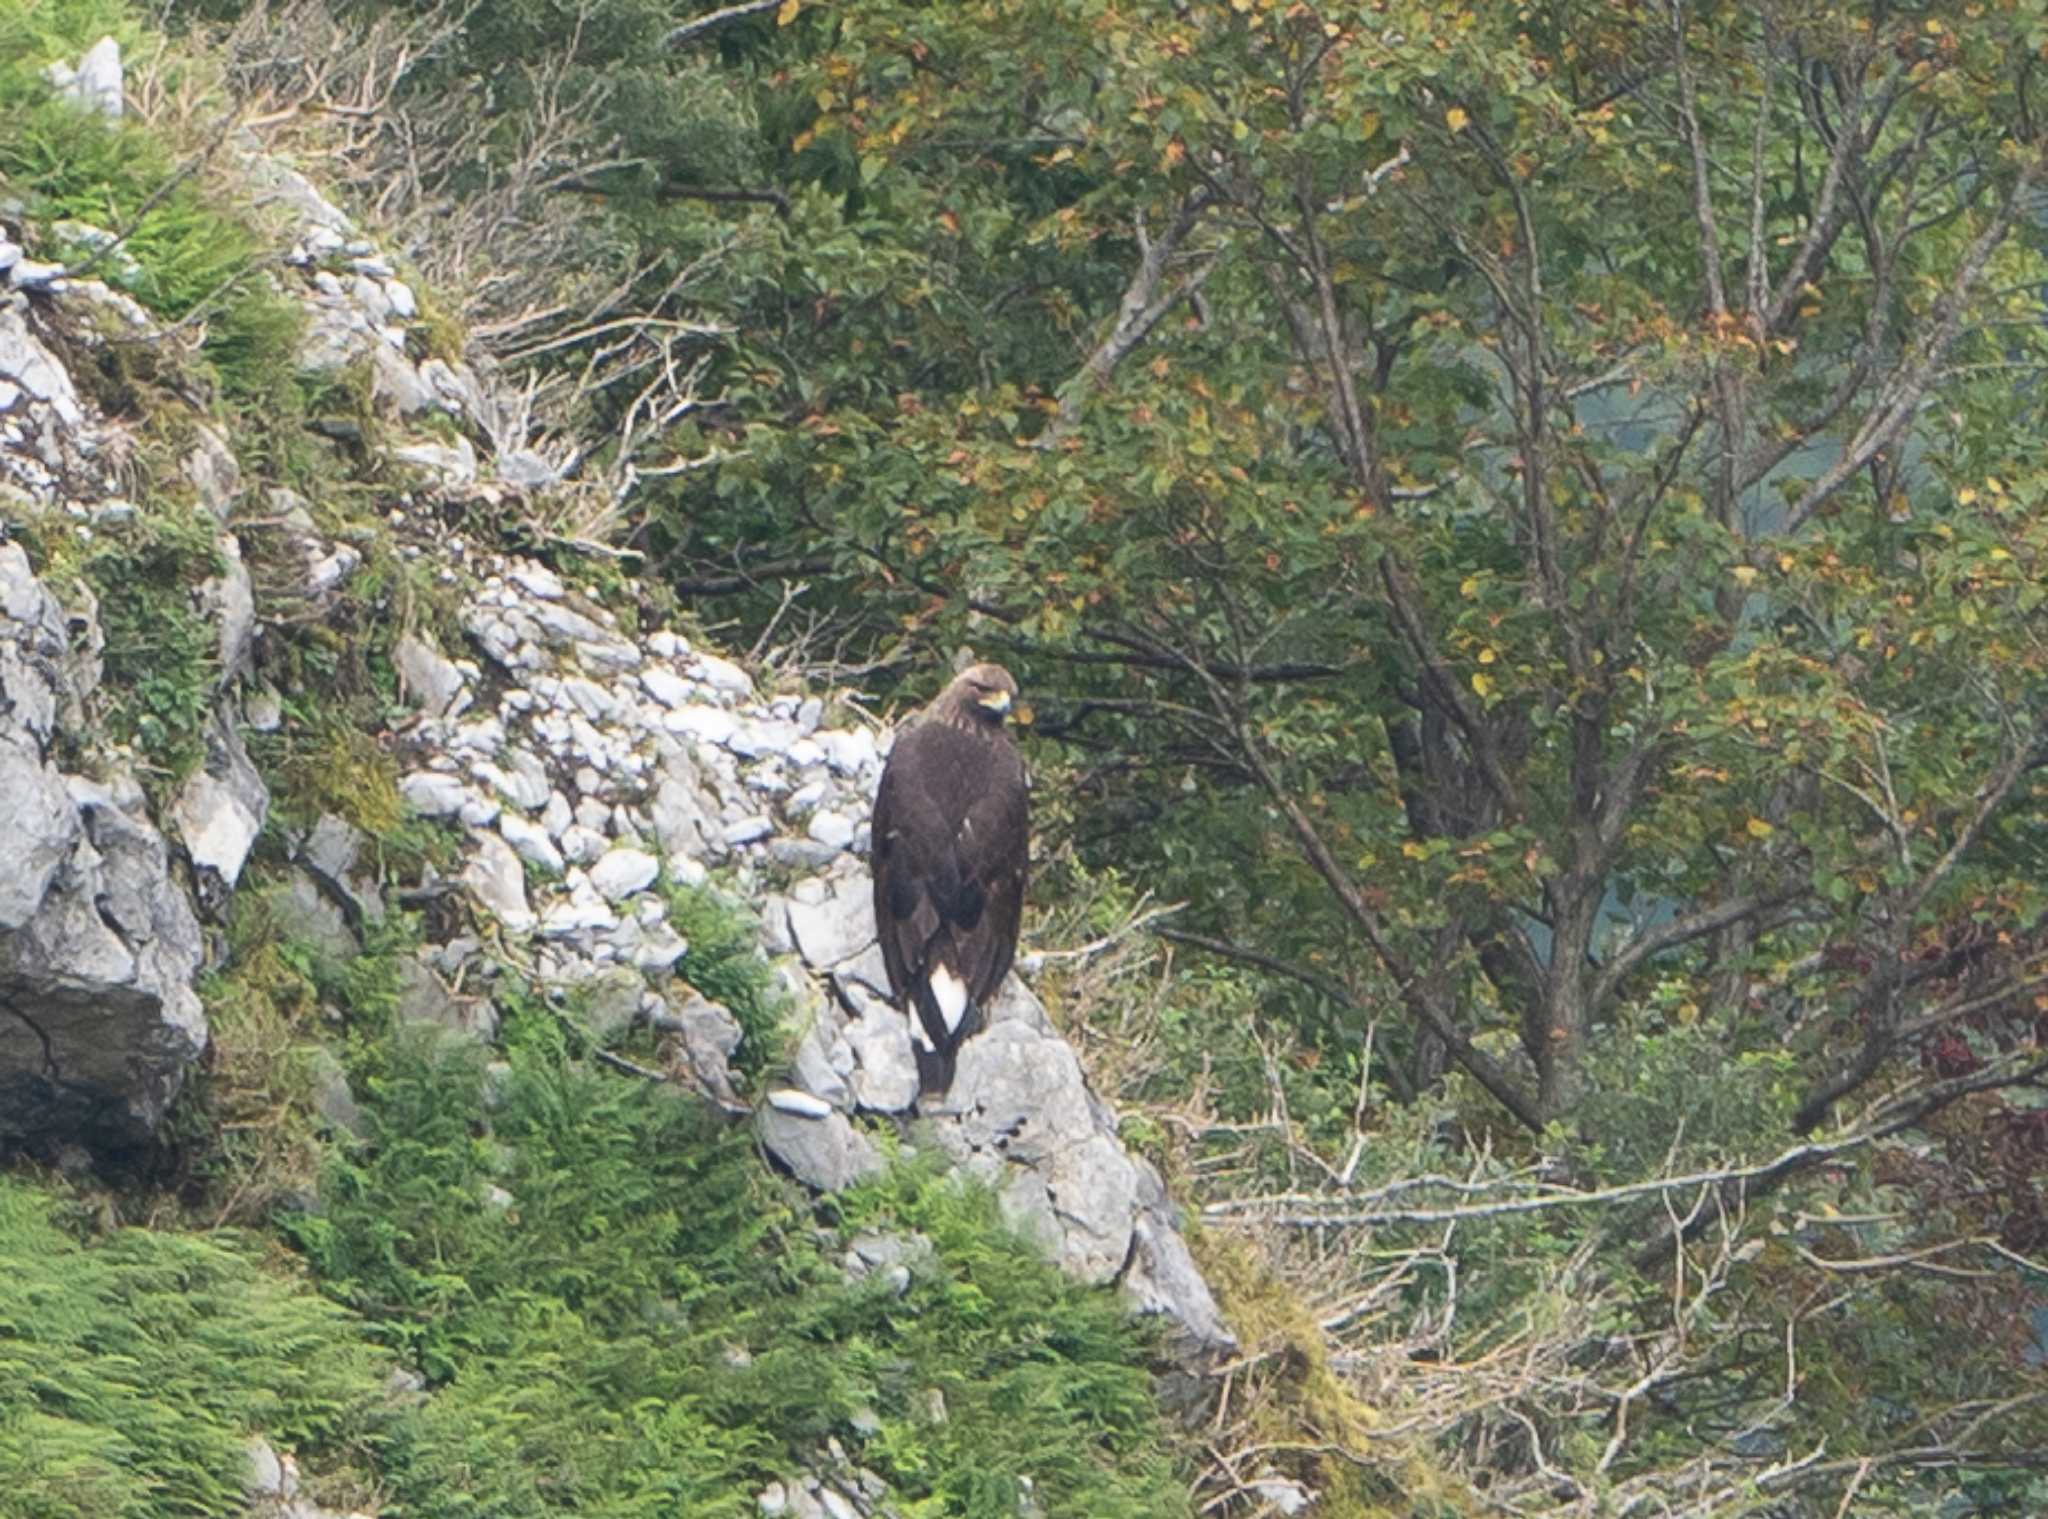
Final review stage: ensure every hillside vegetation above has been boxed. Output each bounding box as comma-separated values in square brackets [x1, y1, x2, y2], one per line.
[2, 0, 2046, 1516]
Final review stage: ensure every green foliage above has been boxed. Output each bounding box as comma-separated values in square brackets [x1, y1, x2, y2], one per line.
[284, 1012, 1186, 1518]
[74, 496, 223, 779]
[659, 876, 790, 1071]
[0, 0, 304, 403]
[0, 1179, 390, 1518]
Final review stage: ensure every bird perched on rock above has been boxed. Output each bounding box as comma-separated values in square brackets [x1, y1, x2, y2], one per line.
[870, 662, 1030, 1098]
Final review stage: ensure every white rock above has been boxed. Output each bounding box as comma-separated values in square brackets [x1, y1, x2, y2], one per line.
[668, 854, 709, 887]
[560, 824, 608, 866]
[589, 847, 659, 902]
[539, 896, 615, 937]
[730, 718, 801, 759]
[574, 765, 605, 798]
[819, 729, 879, 777]
[458, 796, 502, 829]
[499, 813, 564, 873]
[664, 705, 737, 746]
[400, 770, 470, 817]
[785, 738, 826, 770]
[786, 781, 828, 815]
[463, 831, 534, 932]
[797, 697, 825, 734]
[541, 790, 575, 839]
[767, 1088, 833, 1119]
[558, 675, 615, 722]
[575, 797, 611, 832]
[639, 667, 693, 710]
[510, 563, 566, 599]
[648, 630, 684, 658]
[384, 278, 417, 318]
[806, 811, 855, 850]
[693, 653, 753, 695]
[725, 816, 773, 847]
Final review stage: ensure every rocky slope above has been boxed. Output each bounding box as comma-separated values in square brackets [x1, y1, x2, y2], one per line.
[1, 33, 1230, 1441]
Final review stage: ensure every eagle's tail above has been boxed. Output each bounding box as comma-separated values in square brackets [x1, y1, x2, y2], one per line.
[914, 1043, 958, 1098]
[910, 979, 984, 1101]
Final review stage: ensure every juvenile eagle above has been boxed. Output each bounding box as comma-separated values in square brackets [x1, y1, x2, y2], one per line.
[870, 662, 1029, 1098]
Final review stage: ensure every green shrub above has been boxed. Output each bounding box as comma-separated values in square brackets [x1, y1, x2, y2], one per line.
[0, 1179, 391, 1518]
[283, 1011, 1188, 1518]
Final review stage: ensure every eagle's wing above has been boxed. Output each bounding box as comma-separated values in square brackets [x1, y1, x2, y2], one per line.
[870, 722, 1029, 1093]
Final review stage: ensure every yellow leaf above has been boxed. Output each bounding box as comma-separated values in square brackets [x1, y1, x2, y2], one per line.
[1401, 841, 1429, 860]
[1446, 106, 1470, 133]
[1460, 575, 1481, 598]
[1746, 817, 1775, 839]
[1470, 671, 1494, 697]
[1731, 564, 1759, 586]
[777, 0, 801, 23]
[1958, 486, 1978, 505]
[1477, 647, 1496, 665]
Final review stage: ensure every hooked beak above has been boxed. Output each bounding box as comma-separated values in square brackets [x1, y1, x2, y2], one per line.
[978, 689, 1013, 716]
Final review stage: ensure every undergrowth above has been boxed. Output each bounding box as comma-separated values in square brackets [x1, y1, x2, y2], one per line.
[284, 1009, 1188, 1518]
[0, 1179, 392, 1518]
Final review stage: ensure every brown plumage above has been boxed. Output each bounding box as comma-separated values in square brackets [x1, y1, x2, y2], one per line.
[870, 663, 1030, 1097]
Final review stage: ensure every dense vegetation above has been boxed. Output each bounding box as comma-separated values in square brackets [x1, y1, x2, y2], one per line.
[4, 0, 2046, 1514]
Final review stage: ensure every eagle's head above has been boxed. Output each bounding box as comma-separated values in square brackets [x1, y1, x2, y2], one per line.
[948, 662, 1019, 726]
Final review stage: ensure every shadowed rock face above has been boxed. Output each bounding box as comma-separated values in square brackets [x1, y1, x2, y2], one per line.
[0, 544, 207, 1149]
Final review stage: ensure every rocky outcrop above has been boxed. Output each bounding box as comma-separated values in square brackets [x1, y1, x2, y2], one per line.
[0, 542, 206, 1148]
[764, 870, 1238, 1367]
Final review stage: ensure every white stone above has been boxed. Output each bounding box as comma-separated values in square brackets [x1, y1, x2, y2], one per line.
[589, 847, 659, 902]
[463, 832, 534, 932]
[510, 563, 566, 599]
[400, 770, 470, 817]
[384, 278, 417, 319]
[725, 816, 773, 846]
[693, 653, 753, 695]
[499, 813, 563, 873]
[819, 728, 880, 776]
[730, 718, 801, 759]
[541, 790, 575, 839]
[560, 824, 608, 865]
[806, 811, 855, 850]
[457, 796, 502, 829]
[539, 896, 615, 937]
[664, 704, 737, 746]
[767, 1088, 833, 1119]
[639, 667, 692, 709]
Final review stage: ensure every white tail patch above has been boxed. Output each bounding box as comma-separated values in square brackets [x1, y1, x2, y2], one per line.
[909, 1014, 935, 1051]
[929, 964, 970, 1034]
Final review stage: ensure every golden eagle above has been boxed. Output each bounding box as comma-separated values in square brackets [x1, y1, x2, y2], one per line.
[870, 662, 1029, 1097]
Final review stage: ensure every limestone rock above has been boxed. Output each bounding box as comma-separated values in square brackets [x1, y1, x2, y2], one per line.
[203, 533, 256, 685]
[392, 633, 470, 719]
[782, 870, 875, 971]
[0, 777, 206, 1147]
[170, 713, 270, 894]
[757, 1099, 884, 1192]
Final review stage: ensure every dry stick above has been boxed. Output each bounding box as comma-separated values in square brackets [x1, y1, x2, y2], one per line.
[1208, 1050, 2048, 1228]
[663, 0, 785, 50]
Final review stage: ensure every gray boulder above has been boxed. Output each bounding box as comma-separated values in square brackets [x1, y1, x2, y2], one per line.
[0, 776, 207, 1146]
